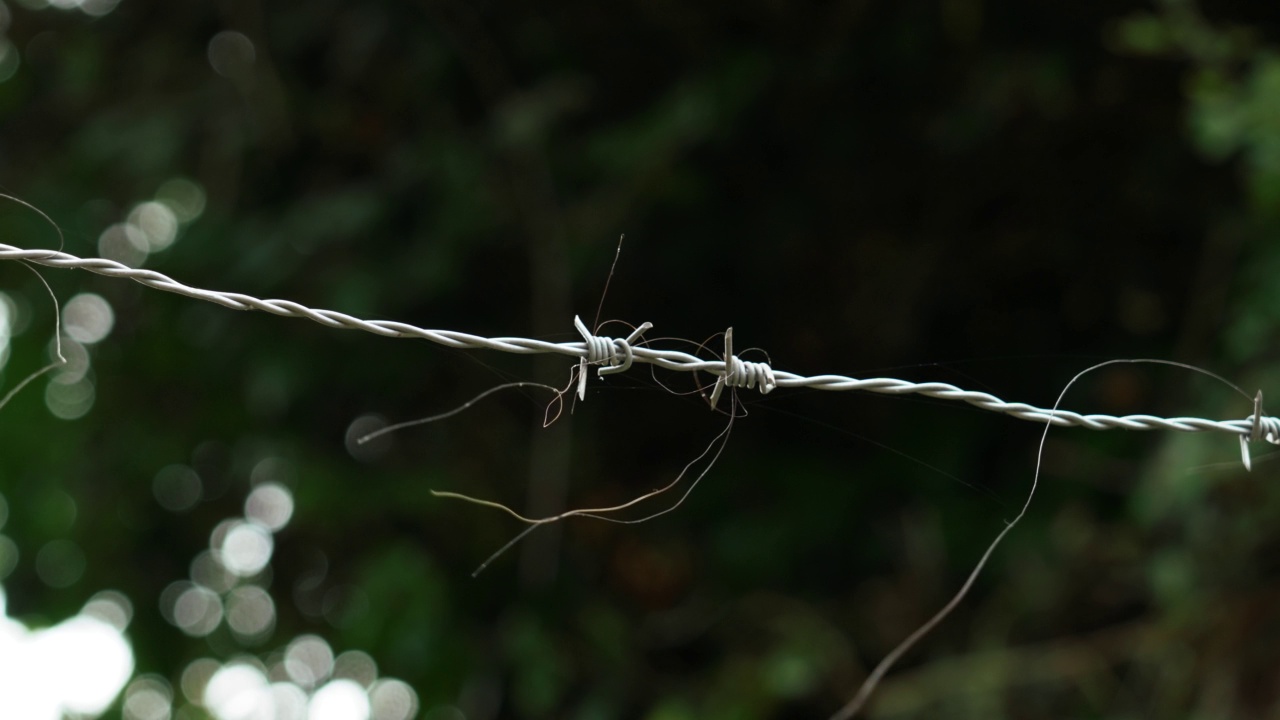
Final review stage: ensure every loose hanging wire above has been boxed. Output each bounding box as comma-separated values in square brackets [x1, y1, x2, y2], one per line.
[3, 237, 1276, 719]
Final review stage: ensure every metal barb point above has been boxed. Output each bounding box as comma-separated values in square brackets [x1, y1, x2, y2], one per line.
[1252, 390, 1264, 443]
[574, 315, 653, 400]
[708, 327, 777, 410]
[708, 327, 734, 410]
[1240, 390, 1267, 471]
[574, 315, 592, 401]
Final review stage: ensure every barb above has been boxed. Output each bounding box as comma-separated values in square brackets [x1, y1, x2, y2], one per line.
[573, 314, 653, 401]
[708, 327, 776, 410]
[1, 243, 1276, 443]
[1241, 390, 1273, 471]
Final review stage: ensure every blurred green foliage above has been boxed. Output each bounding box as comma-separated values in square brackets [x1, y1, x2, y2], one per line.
[1, 0, 1279, 718]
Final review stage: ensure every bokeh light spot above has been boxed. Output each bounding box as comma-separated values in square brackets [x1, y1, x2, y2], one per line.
[49, 336, 90, 384]
[190, 549, 237, 594]
[128, 201, 180, 252]
[45, 375, 95, 420]
[345, 415, 391, 462]
[369, 679, 419, 720]
[62, 292, 115, 344]
[37, 489, 78, 535]
[98, 222, 150, 267]
[0, 291, 31, 336]
[35, 538, 85, 588]
[204, 662, 272, 720]
[26, 0, 121, 15]
[165, 582, 223, 637]
[284, 635, 334, 690]
[309, 679, 370, 720]
[79, 0, 122, 17]
[332, 650, 377, 689]
[154, 464, 203, 512]
[0, 587, 135, 719]
[226, 585, 276, 643]
[250, 456, 295, 486]
[219, 520, 273, 576]
[32, 614, 134, 715]
[83, 589, 133, 632]
[209, 518, 237, 555]
[0, 292, 13, 373]
[124, 675, 173, 720]
[0, 37, 19, 84]
[271, 682, 309, 720]
[157, 178, 207, 223]
[245, 482, 293, 532]
[181, 658, 221, 705]
[208, 31, 255, 80]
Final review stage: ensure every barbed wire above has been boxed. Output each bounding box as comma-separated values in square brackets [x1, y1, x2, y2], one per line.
[2, 243, 1277, 447]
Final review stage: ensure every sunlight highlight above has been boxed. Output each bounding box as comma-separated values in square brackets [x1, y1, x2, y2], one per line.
[189, 638, 419, 720]
[220, 520, 274, 576]
[0, 291, 13, 372]
[0, 586, 134, 719]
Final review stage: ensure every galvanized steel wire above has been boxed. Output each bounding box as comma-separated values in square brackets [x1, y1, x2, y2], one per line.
[2, 242, 1275, 443]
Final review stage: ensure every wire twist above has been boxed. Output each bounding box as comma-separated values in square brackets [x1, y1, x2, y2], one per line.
[708, 327, 776, 409]
[1, 242, 1276, 452]
[573, 315, 653, 400]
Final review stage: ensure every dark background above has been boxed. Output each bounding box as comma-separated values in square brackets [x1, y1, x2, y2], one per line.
[2, 0, 1280, 717]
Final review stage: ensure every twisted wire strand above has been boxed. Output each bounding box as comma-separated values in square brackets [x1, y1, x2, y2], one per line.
[2, 243, 1274, 441]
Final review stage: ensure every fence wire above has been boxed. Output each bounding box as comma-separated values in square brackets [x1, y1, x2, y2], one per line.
[1, 243, 1276, 447]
